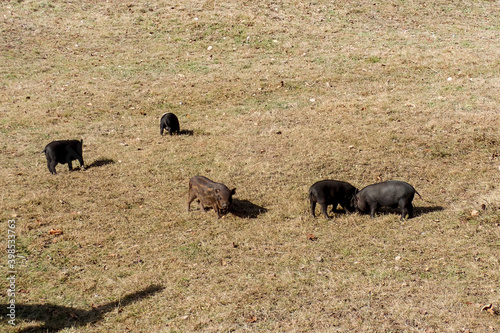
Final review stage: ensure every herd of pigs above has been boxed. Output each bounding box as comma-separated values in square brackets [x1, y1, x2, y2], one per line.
[43, 112, 422, 220]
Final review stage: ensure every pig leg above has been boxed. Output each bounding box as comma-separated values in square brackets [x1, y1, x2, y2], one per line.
[187, 192, 196, 212]
[318, 201, 330, 219]
[400, 209, 407, 220]
[407, 203, 414, 218]
[214, 206, 221, 219]
[77, 155, 84, 169]
[400, 202, 413, 220]
[310, 198, 317, 217]
[369, 204, 378, 218]
[320, 203, 330, 219]
[48, 160, 57, 174]
[65, 148, 76, 171]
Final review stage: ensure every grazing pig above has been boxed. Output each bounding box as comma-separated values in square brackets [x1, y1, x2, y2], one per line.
[356, 180, 422, 220]
[309, 180, 358, 219]
[43, 139, 84, 175]
[160, 112, 180, 136]
[187, 176, 236, 218]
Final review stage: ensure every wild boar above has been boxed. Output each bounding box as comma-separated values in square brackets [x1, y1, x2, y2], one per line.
[160, 112, 180, 136]
[43, 139, 85, 175]
[309, 180, 358, 219]
[356, 180, 422, 220]
[187, 176, 236, 218]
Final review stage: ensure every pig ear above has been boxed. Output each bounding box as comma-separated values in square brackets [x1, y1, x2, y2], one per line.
[231, 188, 236, 195]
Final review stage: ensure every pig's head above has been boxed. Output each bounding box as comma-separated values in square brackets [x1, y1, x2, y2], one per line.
[216, 187, 236, 214]
[345, 191, 359, 212]
[354, 192, 368, 213]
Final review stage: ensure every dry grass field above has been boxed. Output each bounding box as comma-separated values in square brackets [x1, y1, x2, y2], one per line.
[1, 0, 499, 332]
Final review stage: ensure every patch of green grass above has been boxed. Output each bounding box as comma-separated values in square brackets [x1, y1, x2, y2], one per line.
[368, 56, 382, 63]
[176, 242, 206, 260]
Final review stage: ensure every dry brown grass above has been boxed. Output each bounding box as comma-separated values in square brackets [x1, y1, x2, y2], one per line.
[1, 0, 499, 332]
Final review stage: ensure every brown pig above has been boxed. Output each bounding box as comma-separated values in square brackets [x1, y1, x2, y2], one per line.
[187, 176, 236, 218]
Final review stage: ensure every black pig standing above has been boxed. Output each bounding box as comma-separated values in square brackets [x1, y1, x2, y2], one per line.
[355, 180, 421, 220]
[309, 180, 359, 219]
[187, 176, 236, 219]
[160, 112, 180, 136]
[43, 139, 84, 175]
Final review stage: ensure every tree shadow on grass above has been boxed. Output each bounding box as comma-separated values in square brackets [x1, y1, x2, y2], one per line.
[3, 285, 164, 333]
[231, 199, 268, 218]
[85, 158, 115, 169]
